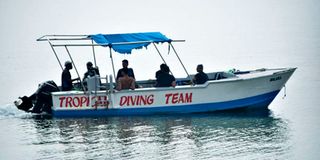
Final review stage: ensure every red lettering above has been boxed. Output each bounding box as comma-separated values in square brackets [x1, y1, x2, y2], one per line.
[120, 94, 154, 106]
[172, 93, 179, 104]
[165, 93, 172, 104]
[101, 96, 108, 108]
[139, 95, 146, 105]
[128, 96, 134, 106]
[66, 97, 72, 107]
[101, 96, 109, 108]
[59, 96, 66, 107]
[136, 96, 140, 105]
[178, 93, 185, 103]
[165, 92, 193, 104]
[120, 96, 127, 106]
[58, 96, 109, 108]
[147, 95, 154, 104]
[136, 96, 139, 105]
[95, 96, 108, 108]
[185, 93, 192, 103]
[81, 96, 88, 107]
[72, 97, 80, 107]
[91, 96, 96, 107]
[90, 96, 99, 108]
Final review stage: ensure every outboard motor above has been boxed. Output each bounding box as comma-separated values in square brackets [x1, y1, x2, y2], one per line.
[14, 80, 59, 114]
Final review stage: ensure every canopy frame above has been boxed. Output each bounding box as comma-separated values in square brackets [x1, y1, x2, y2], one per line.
[38, 33, 191, 88]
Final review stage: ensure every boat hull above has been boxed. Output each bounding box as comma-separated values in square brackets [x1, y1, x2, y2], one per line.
[51, 68, 295, 117]
[52, 90, 279, 117]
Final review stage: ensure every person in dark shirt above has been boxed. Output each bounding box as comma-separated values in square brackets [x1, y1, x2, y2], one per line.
[116, 59, 135, 81]
[156, 64, 176, 87]
[83, 61, 100, 81]
[61, 61, 80, 91]
[193, 64, 209, 84]
[155, 63, 167, 79]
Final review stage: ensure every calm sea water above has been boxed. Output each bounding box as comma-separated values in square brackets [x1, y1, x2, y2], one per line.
[0, 110, 293, 160]
[1, 61, 319, 160]
[1, 0, 319, 159]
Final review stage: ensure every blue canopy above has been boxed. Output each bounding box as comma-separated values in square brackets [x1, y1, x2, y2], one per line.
[89, 32, 171, 54]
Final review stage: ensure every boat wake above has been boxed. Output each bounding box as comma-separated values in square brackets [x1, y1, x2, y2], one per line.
[0, 103, 31, 119]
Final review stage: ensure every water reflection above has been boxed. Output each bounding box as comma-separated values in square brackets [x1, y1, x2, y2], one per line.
[29, 110, 291, 159]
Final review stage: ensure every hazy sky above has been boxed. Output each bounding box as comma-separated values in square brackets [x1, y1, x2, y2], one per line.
[0, 0, 319, 102]
[1, 1, 320, 158]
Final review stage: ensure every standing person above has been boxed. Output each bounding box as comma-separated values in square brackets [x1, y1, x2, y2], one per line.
[193, 64, 209, 84]
[116, 68, 135, 91]
[116, 59, 135, 81]
[61, 61, 80, 91]
[155, 64, 176, 87]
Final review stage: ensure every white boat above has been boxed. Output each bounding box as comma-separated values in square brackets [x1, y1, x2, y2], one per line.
[15, 32, 296, 117]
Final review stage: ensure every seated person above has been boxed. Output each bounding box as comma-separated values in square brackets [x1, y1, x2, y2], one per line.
[155, 63, 167, 79]
[193, 64, 209, 84]
[155, 64, 176, 87]
[83, 61, 100, 81]
[116, 68, 135, 91]
[116, 59, 135, 81]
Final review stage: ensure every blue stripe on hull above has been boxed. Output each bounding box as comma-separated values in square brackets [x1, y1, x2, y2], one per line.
[52, 90, 280, 117]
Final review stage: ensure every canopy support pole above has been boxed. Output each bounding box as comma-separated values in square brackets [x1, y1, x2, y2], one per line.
[109, 46, 116, 83]
[152, 43, 174, 75]
[64, 46, 86, 91]
[152, 43, 167, 65]
[47, 39, 63, 71]
[169, 43, 193, 84]
[91, 40, 97, 67]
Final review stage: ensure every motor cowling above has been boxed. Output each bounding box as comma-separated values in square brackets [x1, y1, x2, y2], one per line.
[14, 80, 59, 114]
